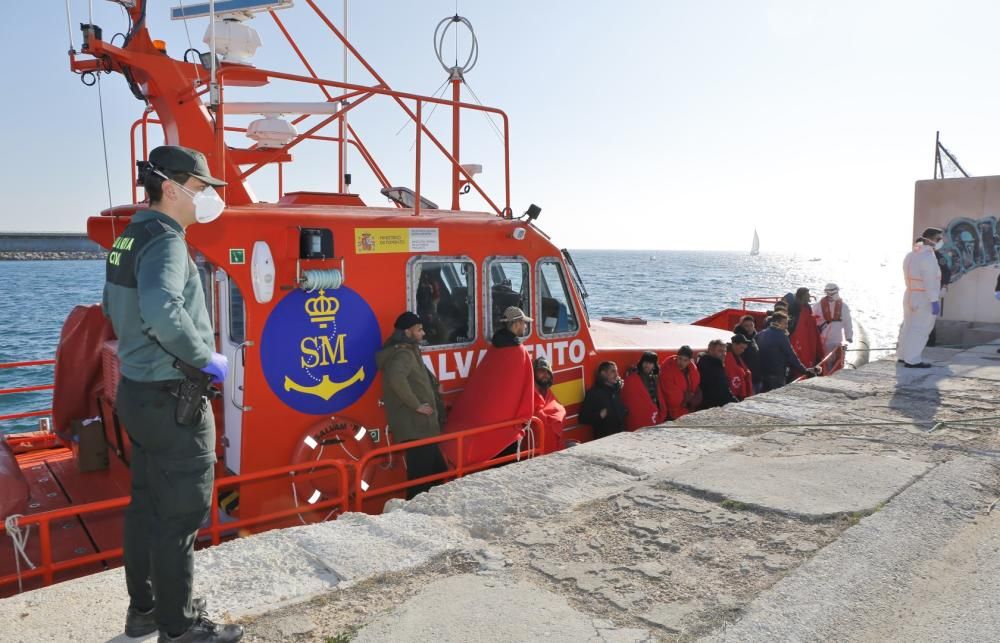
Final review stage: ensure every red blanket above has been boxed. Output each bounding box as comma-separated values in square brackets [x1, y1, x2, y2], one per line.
[441, 345, 535, 467]
[790, 307, 825, 372]
[621, 371, 665, 431]
[724, 352, 753, 400]
[534, 388, 567, 453]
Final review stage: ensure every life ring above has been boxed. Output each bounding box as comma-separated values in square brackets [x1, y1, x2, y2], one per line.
[288, 415, 404, 519]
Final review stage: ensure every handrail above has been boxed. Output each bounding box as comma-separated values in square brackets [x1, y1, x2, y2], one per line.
[0, 459, 350, 593]
[741, 296, 783, 308]
[352, 417, 545, 512]
[0, 409, 52, 423]
[792, 345, 845, 383]
[0, 360, 55, 369]
[0, 359, 55, 426]
[0, 384, 54, 396]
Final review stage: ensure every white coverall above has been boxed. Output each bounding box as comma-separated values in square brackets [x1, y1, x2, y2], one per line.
[897, 243, 941, 365]
[812, 297, 853, 356]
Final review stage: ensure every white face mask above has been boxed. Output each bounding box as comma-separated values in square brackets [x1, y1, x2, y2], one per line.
[157, 171, 226, 223]
[933, 239, 944, 251]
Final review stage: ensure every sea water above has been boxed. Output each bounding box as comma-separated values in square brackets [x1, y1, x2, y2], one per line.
[0, 251, 904, 434]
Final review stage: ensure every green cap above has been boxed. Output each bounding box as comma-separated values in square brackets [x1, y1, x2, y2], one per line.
[148, 145, 226, 187]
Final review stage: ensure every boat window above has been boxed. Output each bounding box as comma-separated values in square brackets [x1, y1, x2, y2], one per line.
[196, 262, 216, 331]
[412, 259, 476, 346]
[228, 279, 246, 345]
[537, 260, 580, 336]
[486, 258, 531, 338]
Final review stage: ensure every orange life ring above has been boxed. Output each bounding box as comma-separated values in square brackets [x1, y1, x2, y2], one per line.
[288, 415, 404, 518]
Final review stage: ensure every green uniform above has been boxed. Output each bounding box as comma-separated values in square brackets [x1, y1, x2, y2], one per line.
[103, 209, 216, 636]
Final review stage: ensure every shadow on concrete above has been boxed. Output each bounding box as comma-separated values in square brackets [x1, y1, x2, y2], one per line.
[889, 363, 946, 425]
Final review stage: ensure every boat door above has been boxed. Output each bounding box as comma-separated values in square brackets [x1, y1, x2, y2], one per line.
[215, 269, 247, 474]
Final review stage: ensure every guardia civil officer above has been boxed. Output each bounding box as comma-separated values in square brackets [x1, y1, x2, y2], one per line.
[103, 146, 242, 642]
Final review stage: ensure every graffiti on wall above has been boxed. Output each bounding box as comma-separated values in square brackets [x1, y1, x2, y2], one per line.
[937, 216, 999, 285]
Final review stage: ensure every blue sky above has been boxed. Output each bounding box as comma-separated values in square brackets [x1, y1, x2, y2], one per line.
[3, 1, 1000, 252]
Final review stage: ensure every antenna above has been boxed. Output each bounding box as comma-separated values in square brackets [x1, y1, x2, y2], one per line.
[433, 15, 479, 210]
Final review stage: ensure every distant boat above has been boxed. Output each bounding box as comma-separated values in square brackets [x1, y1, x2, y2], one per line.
[808, 257, 821, 262]
[750, 229, 760, 256]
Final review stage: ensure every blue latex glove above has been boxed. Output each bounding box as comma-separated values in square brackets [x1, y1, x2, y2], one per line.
[201, 352, 229, 384]
[931, 301, 941, 316]
[995, 291, 1000, 301]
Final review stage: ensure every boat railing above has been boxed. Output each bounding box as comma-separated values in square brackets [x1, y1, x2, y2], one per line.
[740, 296, 784, 308]
[797, 344, 846, 381]
[2, 416, 547, 594]
[0, 360, 55, 427]
[0, 458, 350, 595]
[351, 416, 545, 512]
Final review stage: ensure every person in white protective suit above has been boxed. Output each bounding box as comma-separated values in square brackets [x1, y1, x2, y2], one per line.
[897, 227, 943, 368]
[812, 283, 853, 356]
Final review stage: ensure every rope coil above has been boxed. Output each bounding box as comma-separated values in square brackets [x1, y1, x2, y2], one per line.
[5, 514, 36, 594]
[301, 269, 343, 291]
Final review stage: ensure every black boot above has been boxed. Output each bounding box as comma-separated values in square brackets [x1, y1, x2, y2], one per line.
[125, 598, 207, 638]
[158, 615, 243, 642]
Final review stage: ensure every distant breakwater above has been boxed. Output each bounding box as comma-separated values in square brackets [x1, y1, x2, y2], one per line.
[0, 251, 105, 261]
[0, 233, 104, 260]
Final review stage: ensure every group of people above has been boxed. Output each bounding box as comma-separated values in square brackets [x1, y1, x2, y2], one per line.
[378, 305, 567, 499]
[579, 283, 855, 436]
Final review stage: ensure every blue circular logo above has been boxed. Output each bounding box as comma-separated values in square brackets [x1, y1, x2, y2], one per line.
[260, 286, 382, 415]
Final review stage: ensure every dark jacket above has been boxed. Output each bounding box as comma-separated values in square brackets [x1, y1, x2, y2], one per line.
[697, 352, 738, 409]
[376, 332, 444, 442]
[491, 327, 521, 348]
[755, 325, 808, 381]
[733, 325, 761, 384]
[580, 381, 628, 439]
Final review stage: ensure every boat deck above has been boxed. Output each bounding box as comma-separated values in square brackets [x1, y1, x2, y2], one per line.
[589, 319, 731, 351]
[2, 447, 130, 595]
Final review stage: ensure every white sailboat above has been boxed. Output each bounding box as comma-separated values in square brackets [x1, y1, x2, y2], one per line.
[750, 229, 760, 256]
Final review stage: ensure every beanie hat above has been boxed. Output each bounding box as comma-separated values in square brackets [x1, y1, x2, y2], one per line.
[394, 311, 422, 330]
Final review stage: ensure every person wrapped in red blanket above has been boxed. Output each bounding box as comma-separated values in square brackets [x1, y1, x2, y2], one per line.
[787, 288, 825, 379]
[659, 346, 702, 420]
[441, 307, 536, 467]
[725, 334, 754, 401]
[621, 351, 666, 431]
[532, 357, 566, 452]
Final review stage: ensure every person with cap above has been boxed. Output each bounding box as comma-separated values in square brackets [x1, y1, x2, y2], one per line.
[725, 335, 754, 401]
[376, 312, 447, 500]
[103, 146, 242, 642]
[492, 305, 532, 347]
[580, 361, 628, 439]
[756, 312, 820, 392]
[812, 283, 853, 357]
[658, 346, 702, 420]
[732, 314, 762, 393]
[533, 357, 567, 452]
[697, 339, 739, 410]
[897, 227, 943, 368]
[620, 351, 666, 431]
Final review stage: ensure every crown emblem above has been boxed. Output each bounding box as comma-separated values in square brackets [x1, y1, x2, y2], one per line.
[305, 289, 341, 328]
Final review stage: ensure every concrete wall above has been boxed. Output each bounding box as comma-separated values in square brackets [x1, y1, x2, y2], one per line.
[0, 233, 101, 252]
[913, 176, 1000, 324]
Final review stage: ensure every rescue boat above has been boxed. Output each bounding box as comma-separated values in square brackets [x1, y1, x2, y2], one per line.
[0, 0, 855, 596]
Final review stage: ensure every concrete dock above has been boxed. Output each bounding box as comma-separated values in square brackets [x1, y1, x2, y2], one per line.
[1, 344, 998, 642]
